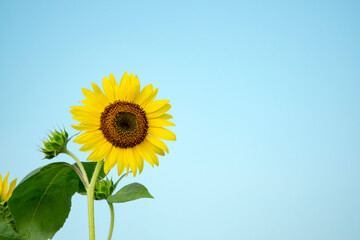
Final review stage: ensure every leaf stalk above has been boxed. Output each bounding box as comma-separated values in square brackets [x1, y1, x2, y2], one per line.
[64, 150, 90, 186]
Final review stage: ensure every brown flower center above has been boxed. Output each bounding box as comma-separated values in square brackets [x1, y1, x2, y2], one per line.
[100, 101, 148, 148]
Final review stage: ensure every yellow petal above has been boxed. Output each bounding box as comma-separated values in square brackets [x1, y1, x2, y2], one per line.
[144, 100, 170, 113]
[126, 148, 138, 177]
[1, 173, 9, 201]
[121, 149, 130, 176]
[103, 76, 116, 103]
[70, 105, 102, 115]
[71, 123, 99, 132]
[132, 148, 144, 174]
[118, 72, 129, 101]
[81, 88, 98, 103]
[79, 138, 108, 152]
[71, 114, 100, 126]
[79, 144, 97, 152]
[137, 141, 160, 166]
[87, 149, 105, 162]
[0, 174, 3, 199]
[91, 82, 105, 96]
[158, 114, 173, 120]
[127, 74, 140, 102]
[74, 131, 103, 144]
[134, 84, 153, 105]
[80, 98, 105, 112]
[135, 143, 154, 167]
[5, 178, 17, 202]
[148, 127, 176, 141]
[70, 107, 101, 118]
[147, 104, 171, 119]
[143, 142, 159, 166]
[142, 88, 158, 107]
[109, 73, 120, 99]
[82, 87, 108, 109]
[116, 148, 129, 176]
[116, 148, 126, 176]
[148, 119, 175, 128]
[145, 139, 165, 156]
[70, 109, 100, 121]
[87, 142, 112, 162]
[145, 135, 169, 153]
[133, 75, 141, 97]
[71, 116, 99, 127]
[92, 82, 110, 105]
[109, 73, 117, 85]
[104, 148, 117, 174]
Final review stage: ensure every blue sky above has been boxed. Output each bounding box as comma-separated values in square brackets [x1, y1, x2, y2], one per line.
[1, 0, 359, 239]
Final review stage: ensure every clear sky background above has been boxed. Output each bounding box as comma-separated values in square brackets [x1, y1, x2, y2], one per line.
[1, 1, 360, 239]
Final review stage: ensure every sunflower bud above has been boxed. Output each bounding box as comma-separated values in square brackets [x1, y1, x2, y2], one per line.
[0, 201, 17, 231]
[0, 172, 17, 231]
[94, 178, 115, 200]
[40, 128, 69, 159]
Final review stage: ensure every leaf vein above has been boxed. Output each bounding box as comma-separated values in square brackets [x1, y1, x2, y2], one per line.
[26, 166, 70, 239]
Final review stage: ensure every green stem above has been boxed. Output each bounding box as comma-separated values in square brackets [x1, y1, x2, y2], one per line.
[87, 161, 103, 240]
[107, 202, 115, 240]
[64, 150, 89, 186]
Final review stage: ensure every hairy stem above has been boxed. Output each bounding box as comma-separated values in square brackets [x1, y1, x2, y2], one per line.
[107, 202, 115, 240]
[71, 164, 87, 187]
[64, 150, 89, 186]
[87, 161, 103, 240]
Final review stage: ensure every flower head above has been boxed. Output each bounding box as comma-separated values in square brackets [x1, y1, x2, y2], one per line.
[71, 72, 176, 176]
[0, 173, 17, 202]
[40, 128, 70, 159]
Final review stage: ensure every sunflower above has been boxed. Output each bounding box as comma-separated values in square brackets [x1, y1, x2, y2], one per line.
[71, 72, 175, 176]
[0, 173, 17, 202]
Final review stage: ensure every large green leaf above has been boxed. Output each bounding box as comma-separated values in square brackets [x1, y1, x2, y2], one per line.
[0, 220, 24, 240]
[76, 162, 106, 195]
[107, 183, 154, 203]
[7, 162, 79, 240]
[18, 167, 42, 185]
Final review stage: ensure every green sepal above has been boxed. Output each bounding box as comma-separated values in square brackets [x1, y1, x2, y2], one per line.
[53, 133, 61, 142]
[94, 178, 114, 200]
[0, 201, 17, 233]
[50, 142, 61, 149]
[107, 183, 154, 203]
[43, 141, 51, 150]
[93, 173, 128, 200]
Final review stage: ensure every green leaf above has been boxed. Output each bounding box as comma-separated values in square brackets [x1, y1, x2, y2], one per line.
[18, 167, 42, 185]
[107, 183, 154, 203]
[7, 162, 79, 240]
[0, 220, 25, 240]
[76, 162, 106, 195]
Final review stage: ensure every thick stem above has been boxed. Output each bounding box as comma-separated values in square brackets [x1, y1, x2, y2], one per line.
[87, 161, 103, 240]
[87, 190, 95, 240]
[107, 202, 115, 240]
[64, 150, 89, 186]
